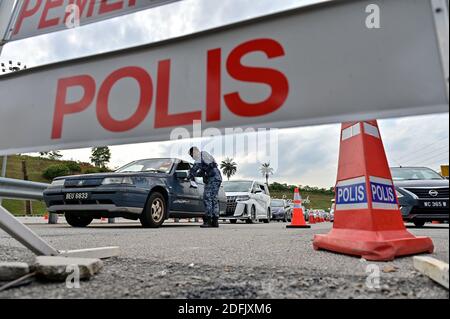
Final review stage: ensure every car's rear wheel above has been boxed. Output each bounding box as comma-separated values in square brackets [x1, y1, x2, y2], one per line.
[246, 206, 257, 224]
[65, 213, 93, 228]
[140, 192, 167, 228]
[413, 220, 426, 228]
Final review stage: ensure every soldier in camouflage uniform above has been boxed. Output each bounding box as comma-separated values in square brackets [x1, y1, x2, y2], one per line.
[188, 147, 223, 228]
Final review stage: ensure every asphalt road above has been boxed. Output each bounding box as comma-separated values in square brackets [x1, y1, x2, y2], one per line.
[0, 220, 448, 299]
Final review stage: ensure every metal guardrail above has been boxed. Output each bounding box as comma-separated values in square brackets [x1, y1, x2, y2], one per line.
[0, 177, 49, 200]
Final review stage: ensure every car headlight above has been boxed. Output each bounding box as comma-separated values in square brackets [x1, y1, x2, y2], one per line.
[395, 190, 404, 199]
[236, 195, 250, 202]
[102, 177, 133, 185]
[50, 179, 65, 187]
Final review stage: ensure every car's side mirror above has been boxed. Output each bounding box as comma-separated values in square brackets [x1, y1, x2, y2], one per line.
[175, 170, 189, 179]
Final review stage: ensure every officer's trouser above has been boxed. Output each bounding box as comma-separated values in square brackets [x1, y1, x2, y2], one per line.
[203, 180, 222, 218]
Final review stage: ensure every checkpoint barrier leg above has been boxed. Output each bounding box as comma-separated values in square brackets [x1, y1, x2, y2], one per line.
[0, 205, 59, 256]
[1, 205, 120, 259]
[313, 121, 434, 261]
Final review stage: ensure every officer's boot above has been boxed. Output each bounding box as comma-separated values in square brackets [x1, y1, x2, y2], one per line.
[200, 216, 213, 228]
[212, 216, 219, 228]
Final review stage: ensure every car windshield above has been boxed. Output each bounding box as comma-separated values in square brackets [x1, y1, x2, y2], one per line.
[271, 200, 284, 207]
[116, 159, 174, 173]
[223, 181, 253, 193]
[391, 167, 444, 181]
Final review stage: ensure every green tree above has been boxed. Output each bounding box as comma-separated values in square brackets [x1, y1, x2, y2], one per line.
[90, 147, 111, 168]
[260, 162, 274, 185]
[220, 158, 238, 181]
[39, 151, 63, 160]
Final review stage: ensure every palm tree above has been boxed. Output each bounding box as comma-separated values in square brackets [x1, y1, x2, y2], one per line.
[260, 162, 274, 186]
[220, 158, 238, 181]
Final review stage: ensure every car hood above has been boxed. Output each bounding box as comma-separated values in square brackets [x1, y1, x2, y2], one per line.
[56, 172, 167, 181]
[271, 207, 285, 213]
[394, 179, 449, 188]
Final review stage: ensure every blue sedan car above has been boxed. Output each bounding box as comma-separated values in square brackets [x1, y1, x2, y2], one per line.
[43, 158, 227, 228]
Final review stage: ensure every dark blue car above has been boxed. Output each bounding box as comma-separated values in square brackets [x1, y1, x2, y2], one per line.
[43, 158, 227, 228]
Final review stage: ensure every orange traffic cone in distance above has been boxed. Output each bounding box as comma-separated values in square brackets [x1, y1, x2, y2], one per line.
[44, 213, 49, 220]
[313, 121, 433, 261]
[287, 188, 310, 229]
[309, 214, 315, 224]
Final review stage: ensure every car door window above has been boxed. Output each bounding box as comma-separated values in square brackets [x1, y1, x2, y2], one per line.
[259, 185, 266, 194]
[176, 162, 191, 171]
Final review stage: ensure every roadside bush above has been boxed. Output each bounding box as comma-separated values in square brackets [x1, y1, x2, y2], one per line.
[66, 161, 82, 173]
[42, 164, 70, 180]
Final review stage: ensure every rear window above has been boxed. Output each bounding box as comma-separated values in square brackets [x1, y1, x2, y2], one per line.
[271, 200, 284, 207]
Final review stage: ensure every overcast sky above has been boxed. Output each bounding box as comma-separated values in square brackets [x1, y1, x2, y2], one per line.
[1, 0, 448, 188]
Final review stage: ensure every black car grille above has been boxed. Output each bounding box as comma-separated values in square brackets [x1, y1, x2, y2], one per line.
[404, 188, 449, 199]
[49, 199, 113, 206]
[64, 179, 103, 188]
[226, 196, 238, 215]
[410, 207, 449, 215]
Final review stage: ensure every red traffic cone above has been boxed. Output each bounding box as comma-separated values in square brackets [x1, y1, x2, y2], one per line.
[309, 214, 315, 224]
[287, 188, 310, 229]
[313, 121, 433, 261]
[44, 213, 49, 221]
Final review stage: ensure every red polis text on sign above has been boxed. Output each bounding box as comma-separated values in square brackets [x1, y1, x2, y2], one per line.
[14, 0, 141, 34]
[51, 38, 290, 139]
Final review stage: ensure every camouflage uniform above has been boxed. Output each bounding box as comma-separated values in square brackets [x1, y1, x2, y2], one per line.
[189, 151, 222, 219]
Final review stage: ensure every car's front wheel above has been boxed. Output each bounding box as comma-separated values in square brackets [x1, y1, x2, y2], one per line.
[413, 220, 426, 228]
[65, 213, 93, 228]
[140, 192, 167, 228]
[246, 206, 257, 224]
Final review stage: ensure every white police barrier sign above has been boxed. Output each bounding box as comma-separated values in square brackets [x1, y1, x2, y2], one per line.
[335, 177, 368, 210]
[335, 176, 399, 211]
[0, 0, 448, 155]
[369, 177, 398, 210]
[4, 0, 183, 42]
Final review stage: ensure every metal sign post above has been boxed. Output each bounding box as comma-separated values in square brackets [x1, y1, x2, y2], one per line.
[0, 155, 6, 205]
